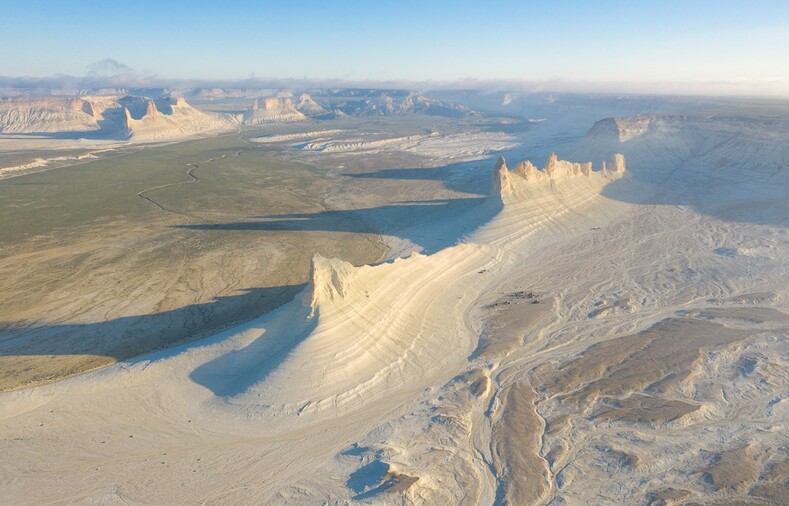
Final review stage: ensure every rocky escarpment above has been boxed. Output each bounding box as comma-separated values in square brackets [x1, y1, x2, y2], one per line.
[302, 254, 358, 317]
[587, 116, 655, 142]
[338, 91, 474, 118]
[0, 97, 107, 133]
[0, 95, 233, 140]
[578, 113, 789, 176]
[493, 153, 626, 196]
[241, 97, 306, 124]
[294, 93, 328, 116]
[117, 96, 233, 140]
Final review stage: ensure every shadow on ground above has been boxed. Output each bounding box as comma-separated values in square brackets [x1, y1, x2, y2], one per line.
[175, 197, 500, 254]
[1, 156, 505, 390]
[0, 284, 304, 361]
[188, 304, 318, 398]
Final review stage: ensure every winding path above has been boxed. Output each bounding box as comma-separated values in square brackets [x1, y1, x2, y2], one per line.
[136, 163, 200, 213]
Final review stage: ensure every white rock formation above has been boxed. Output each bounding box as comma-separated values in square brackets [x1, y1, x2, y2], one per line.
[586, 116, 655, 142]
[0, 95, 233, 141]
[302, 255, 358, 317]
[294, 93, 328, 116]
[0, 96, 109, 133]
[493, 152, 625, 197]
[241, 97, 306, 124]
[120, 96, 234, 141]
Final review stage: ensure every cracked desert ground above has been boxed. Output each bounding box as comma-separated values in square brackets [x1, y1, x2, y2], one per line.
[1, 94, 788, 505]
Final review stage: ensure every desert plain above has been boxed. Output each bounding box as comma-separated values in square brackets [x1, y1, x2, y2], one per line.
[0, 90, 788, 505]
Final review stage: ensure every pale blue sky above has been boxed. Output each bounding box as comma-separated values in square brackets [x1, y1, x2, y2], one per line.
[2, 0, 788, 94]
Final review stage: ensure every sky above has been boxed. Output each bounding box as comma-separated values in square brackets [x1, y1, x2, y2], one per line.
[2, 0, 788, 96]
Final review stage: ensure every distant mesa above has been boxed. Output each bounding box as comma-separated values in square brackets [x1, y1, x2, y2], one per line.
[317, 108, 347, 120]
[294, 93, 329, 117]
[587, 116, 656, 143]
[0, 96, 112, 134]
[241, 96, 306, 124]
[492, 153, 626, 197]
[0, 94, 232, 140]
[0, 88, 479, 138]
[238, 90, 473, 120]
[119, 95, 232, 140]
[191, 87, 275, 100]
[347, 91, 474, 118]
[0, 88, 478, 142]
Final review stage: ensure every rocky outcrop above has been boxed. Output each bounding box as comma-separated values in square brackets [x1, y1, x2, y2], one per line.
[514, 160, 539, 179]
[609, 153, 627, 173]
[294, 93, 328, 116]
[0, 95, 234, 139]
[0, 97, 107, 133]
[492, 153, 626, 196]
[121, 106, 133, 132]
[587, 116, 655, 143]
[302, 255, 358, 317]
[79, 99, 96, 117]
[124, 96, 234, 141]
[492, 156, 512, 196]
[339, 91, 473, 118]
[543, 152, 593, 178]
[145, 99, 158, 118]
[242, 97, 306, 124]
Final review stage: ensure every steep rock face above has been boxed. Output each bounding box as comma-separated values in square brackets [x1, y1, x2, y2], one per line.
[242, 97, 306, 124]
[609, 153, 627, 173]
[341, 92, 473, 118]
[117, 96, 156, 120]
[121, 106, 133, 132]
[579, 113, 789, 177]
[492, 153, 626, 198]
[145, 99, 158, 118]
[123, 96, 234, 141]
[0, 97, 104, 133]
[491, 156, 512, 196]
[294, 93, 328, 116]
[514, 160, 539, 179]
[302, 255, 358, 317]
[79, 99, 96, 118]
[538, 152, 595, 179]
[0, 95, 234, 139]
[587, 116, 655, 143]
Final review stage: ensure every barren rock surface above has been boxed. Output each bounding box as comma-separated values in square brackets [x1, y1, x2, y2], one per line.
[1, 101, 788, 505]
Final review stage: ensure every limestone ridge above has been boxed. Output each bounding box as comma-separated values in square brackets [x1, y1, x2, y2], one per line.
[116, 96, 232, 140]
[587, 116, 656, 143]
[294, 93, 329, 116]
[302, 255, 358, 317]
[0, 93, 236, 140]
[0, 96, 117, 133]
[492, 153, 626, 196]
[242, 97, 306, 124]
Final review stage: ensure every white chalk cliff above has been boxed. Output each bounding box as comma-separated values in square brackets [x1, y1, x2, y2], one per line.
[294, 93, 329, 117]
[492, 152, 626, 201]
[241, 97, 306, 124]
[0, 95, 233, 141]
[120, 96, 233, 141]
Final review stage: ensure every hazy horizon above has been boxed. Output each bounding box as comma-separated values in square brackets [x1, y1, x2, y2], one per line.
[3, 0, 789, 97]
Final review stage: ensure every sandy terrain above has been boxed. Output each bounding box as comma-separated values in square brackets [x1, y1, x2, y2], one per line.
[0, 134, 392, 390]
[1, 104, 788, 505]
